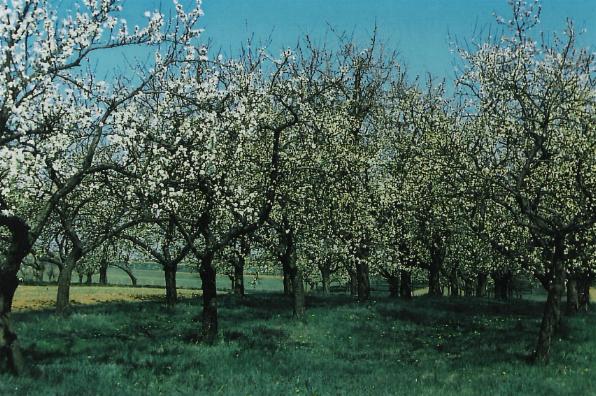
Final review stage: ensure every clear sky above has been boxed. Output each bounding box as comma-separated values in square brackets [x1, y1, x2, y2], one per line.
[57, 0, 596, 82]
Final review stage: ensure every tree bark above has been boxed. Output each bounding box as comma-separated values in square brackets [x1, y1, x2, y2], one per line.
[234, 238, 249, 297]
[400, 270, 413, 299]
[355, 242, 370, 302]
[428, 236, 444, 297]
[85, 272, 93, 285]
[388, 274, 400, 298]
[0, 272, 25, 375]
[578, 272, 593, 311]
[463, 277, 475, 297]
[476, 273, 488, 297]
[356, 260, 370, 301]
[56, 251, 81, 314]
[493, 271, 513, 300]
[0, 217, 31, 375]
[164, 265, 177, 307]
[280, 227, 304, 318]
[566, 276, 579, 315]
[99, 259, 108, 285]
[533, 237, 565, 363]
[348, 268, 358, 297]
[290, 265, 305, 318]
[282, 260, 293, 296]
[200, 254, 218, 344]
[428, 259, 442, 297]
[320, 266, 331, 295]
[448, 268, 459, 297]
[232, 258, 245, 297]
[56, 269, 73, 314]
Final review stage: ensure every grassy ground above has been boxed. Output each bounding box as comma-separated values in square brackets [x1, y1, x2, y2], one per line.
[2, 290, 595, 395]
[11, 286, 202, 311]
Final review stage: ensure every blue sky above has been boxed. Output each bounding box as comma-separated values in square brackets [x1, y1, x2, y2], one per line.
[57, 0, 596, 82]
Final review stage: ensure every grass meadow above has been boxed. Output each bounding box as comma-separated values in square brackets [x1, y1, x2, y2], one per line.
[2, 284, 596, 395]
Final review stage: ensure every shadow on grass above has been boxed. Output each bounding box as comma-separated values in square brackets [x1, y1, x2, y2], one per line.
[9, 291, 596, 381]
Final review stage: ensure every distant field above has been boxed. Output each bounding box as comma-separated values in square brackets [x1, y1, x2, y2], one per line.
[15, 266, 596, 313]
[13, 269, 286, 312]
[89, 267, 286, 292]
[12, 286, 201, 312]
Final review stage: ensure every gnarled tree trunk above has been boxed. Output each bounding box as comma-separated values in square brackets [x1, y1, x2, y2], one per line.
[0, 216, 31, 375]
[0, 272, 25, 375]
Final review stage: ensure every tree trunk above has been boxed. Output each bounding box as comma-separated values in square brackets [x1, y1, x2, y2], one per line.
[99, 259, 108, 285]
[449, 268, 459, 297]
[493, 272, 513, 300]
[566, 276, 579, 315]
[282, 260, 293, 296]
[400, 270, 412, 299]
[463, 277, 475, 297]
[164, 265, 177, 307]
[112, 263, 137, 286]
[578, 272, 593, 311]
[354, 240, 371, 302]
[290, 265, 305, 318]
[200, 254, 218, 344]
[356, 260, 370, 302]
[56, 254, 80, 314]
[0, 272, 25, 375]
[78, 273, 83, 284]
[56, 267, 73, 314]
[388, 274, 400, 298]
[320, 266, 331, 295]
[428, 236, 444, 297]
[348, 268, 358, 297]
[428, 259, 442, 297]
[476, 273, 488, 297]
[85, 272, 93, 285]
[0, 217, 31, 375]
[35, 267, 44, 282]
[281, 229, 305, 318]
[233, 258, 245, 297]
[533, 237, 565, 363]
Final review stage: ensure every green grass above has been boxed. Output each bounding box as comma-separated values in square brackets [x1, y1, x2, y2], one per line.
[1, 292, 595, 395]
